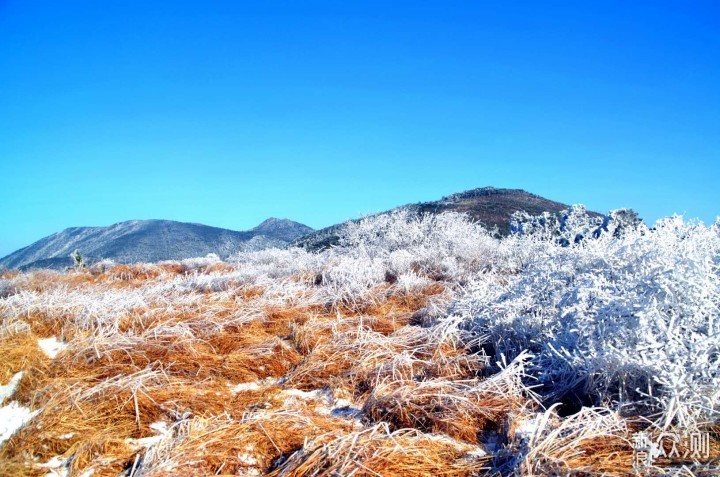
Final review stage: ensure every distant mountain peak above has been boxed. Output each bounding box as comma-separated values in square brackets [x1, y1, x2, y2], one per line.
[253, 217, 302, 230]
[441, 186, 534, 202]
[294, 186, 592, 251]
[251, 218, 314, 242]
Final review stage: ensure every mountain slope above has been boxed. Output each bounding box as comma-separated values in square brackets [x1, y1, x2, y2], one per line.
[251, 218, 314, 242]
[294, 187, 589, 250]
[1, 218, 313, 270]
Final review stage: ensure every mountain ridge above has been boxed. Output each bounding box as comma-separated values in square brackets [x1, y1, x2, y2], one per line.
[2, 187, 602, 269]
[293, 187, 597, 250]
[0, 218, 313, 270]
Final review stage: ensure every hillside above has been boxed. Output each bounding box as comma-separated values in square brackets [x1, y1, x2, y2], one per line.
[0, 218, 312, 270]
[295, 187, 585, 250]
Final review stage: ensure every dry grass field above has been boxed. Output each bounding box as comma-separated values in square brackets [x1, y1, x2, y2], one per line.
[1, 209, 718, 476]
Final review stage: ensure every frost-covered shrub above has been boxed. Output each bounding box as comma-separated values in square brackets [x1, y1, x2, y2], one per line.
[510, 205, 645, 245]
[320, 210, 502, 295]
[88, 259, 117, 275]
[229, 248, 324, 280]
[0, 279, 17, 299]
[451, 210, 720, 429]
[178, 253, 223, 273]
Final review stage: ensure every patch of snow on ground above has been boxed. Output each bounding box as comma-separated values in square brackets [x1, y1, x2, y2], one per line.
[38, 455, 69, 477]
[282, 388, 323, 400]
[0, 371, 24, 402]
[279, 389, 363, 420]
[0, 401, 39, 445]
[38, 337, 68, 359]
[149, 421, 169, 434]
[127, 421, 171, 449]
[229, 378, 280, 394]
[231, 381, 261, 393]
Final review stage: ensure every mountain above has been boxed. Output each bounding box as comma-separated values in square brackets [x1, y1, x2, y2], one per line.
[1, 218, 313, 270]
[294, 187, 588, 250]
[251, 218, 314, 242]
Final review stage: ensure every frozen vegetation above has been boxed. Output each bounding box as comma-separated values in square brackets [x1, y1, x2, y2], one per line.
[0, 207, 718, 475]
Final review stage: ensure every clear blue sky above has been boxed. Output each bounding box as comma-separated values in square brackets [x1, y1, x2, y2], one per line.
[1, 1, 718, 256]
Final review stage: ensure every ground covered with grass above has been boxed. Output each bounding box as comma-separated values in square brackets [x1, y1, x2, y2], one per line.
[1, 209, 718, 476]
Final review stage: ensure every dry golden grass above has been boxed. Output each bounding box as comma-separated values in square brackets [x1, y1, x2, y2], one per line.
[286, 318, 485, 400]
[137, 411, 354, 476]
[59, 332, 301, 383]
[268, 422, 487, 477]
[3, 264, 715, 476]
[516, 407, 636, 476]
[0, 331, 49, 383]
[362, 378, 528, 443]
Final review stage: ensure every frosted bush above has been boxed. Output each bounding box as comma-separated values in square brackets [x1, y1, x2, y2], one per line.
[510, 205, 645, 244]
[88, 258, 117, 275]
[178, 253, 222, 272]
[322, 210, 504, 292]
[229, 247, 324, 280]
[318, 255, 388, 299]
[0, 279, 17, 299]
[451, 210, 720, 429]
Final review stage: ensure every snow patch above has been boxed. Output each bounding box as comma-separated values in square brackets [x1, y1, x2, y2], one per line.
[0, 401, 39, 445]
[149, 421, 169, 434]
[282, 388, 323, 400]
[236, 444, 260, 476]
[38, 455, 69, 477]
[280, 389, 362, 420]
[126, 420, 171, 449]
[231, 381, 261, 393]
[229, 378, 280, 394]
[0, 371, 24, 402]
[38, 337, 67, 359]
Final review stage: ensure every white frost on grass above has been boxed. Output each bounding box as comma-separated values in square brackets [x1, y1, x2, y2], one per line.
[0, 401, 39, 446]
[0, 371, 24, 402]
[514, 413, 544, 441]
[237, 444, 261, 476]
[38, 337, 68, 359]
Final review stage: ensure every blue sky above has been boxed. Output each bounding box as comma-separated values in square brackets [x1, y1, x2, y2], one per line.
[1, 1, 718, 256]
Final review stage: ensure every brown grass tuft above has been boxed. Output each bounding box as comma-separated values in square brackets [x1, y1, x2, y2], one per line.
[0, 331, 48, 384]
[269, 422, 487, 477]
[137, 411, 354, 476]
[363, 373, 530, 443]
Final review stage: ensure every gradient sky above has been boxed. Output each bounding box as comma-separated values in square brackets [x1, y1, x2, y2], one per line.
[1, 1, 719, 256]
